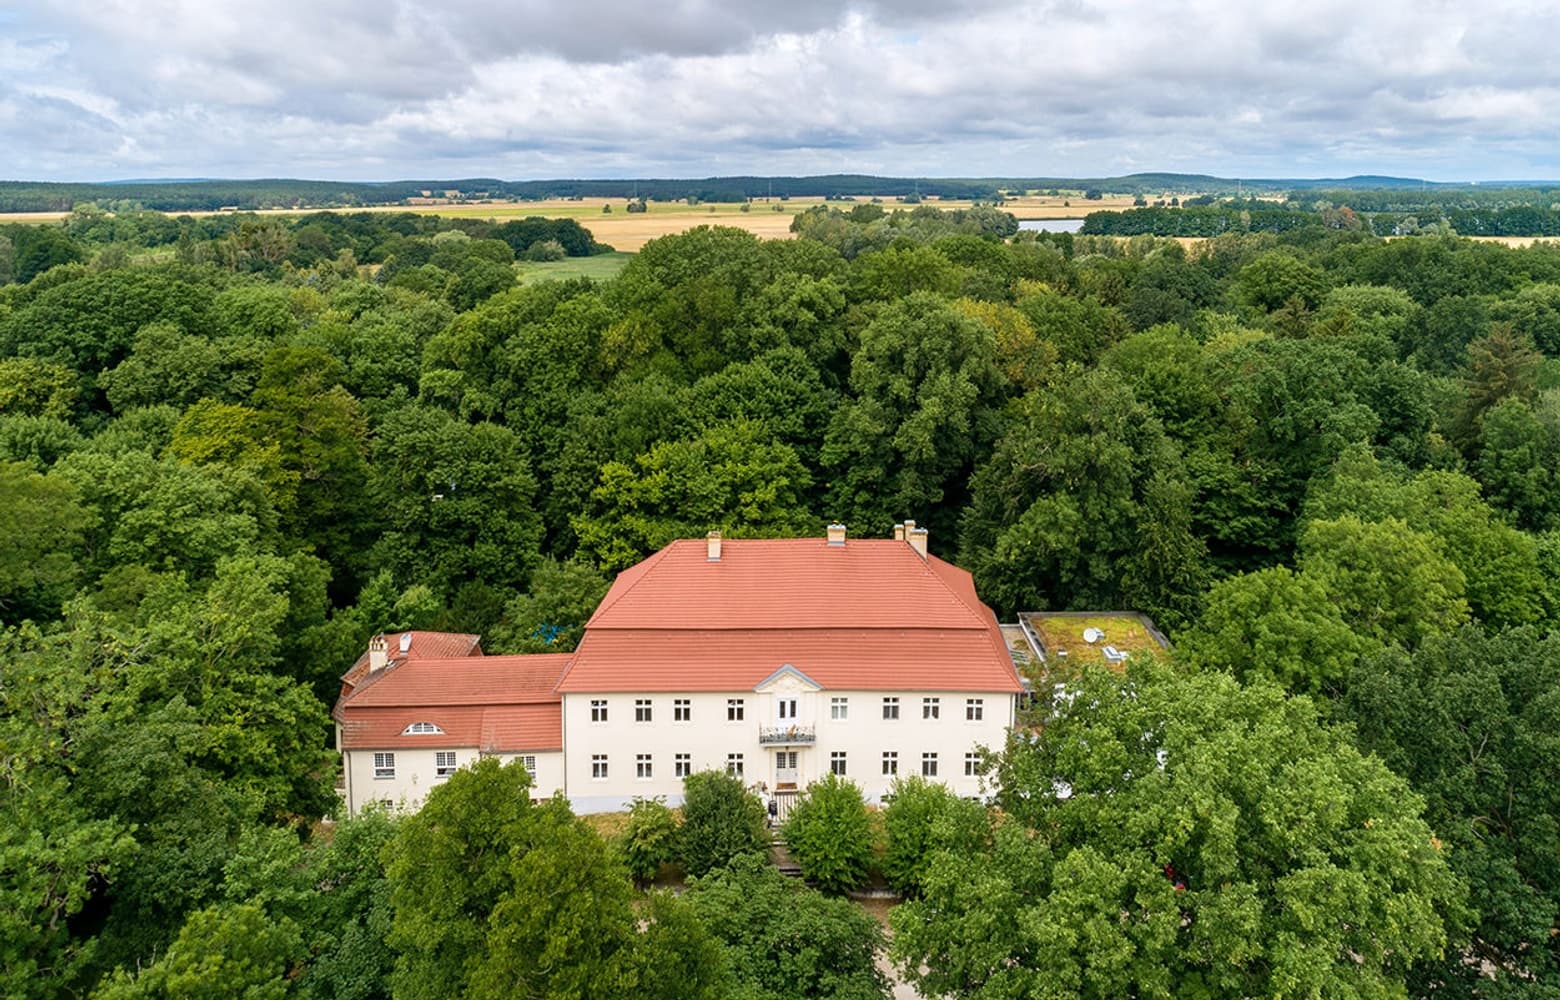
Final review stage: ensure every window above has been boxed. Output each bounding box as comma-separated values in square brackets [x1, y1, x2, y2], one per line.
[882, 697, 900, 720]
[635, 699, 653, 723]
[830, 696, 848, 720]
[921, 752, 939, 777]
[591, 699, 608, 723]
[435, 751, 458, 778]
[674, 698, 691, 722]
[727, 698, 745, 721]
[519, 755, 537, 778]
[373, 752, 395, 779]
[636, 753, 653, 779]
[726, 753, 744, 778]
[675, 753, 692, 778]
[923, 697, 941, 720]
[592, 754, 608, 779]
[402, 721, 443, 735]
[964, 752, 981, 776]
[882, 751, 898, 776]
[966, 698, 984, 721]
[777, 696, 797, 720]
[830, 751, 848, 776]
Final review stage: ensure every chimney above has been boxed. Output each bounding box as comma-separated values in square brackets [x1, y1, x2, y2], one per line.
[706, 530, 722, 561]
[368, 634, 389, 672]
[893, 522, 906, 541]
[908, 527, 929, 559]
[826, 523, 846, 546]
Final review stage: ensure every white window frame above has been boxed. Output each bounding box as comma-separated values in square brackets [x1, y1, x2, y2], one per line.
[777, 696, 798, 720]
[373, 752, 395, 779]
[727, 698, 745, 722]
[591, 699, 608, 723]
[520, 754, 537, 777]
[882, 751, 898, 776]
[727, 753, 744, 778]
[635, 699, 653, 723]
[882, 697, 900, 721]
[435, 751, 458, 778]
[922, 752, 939, 777]
[636, 753, 653, 779]
[923, 697, 941, 720]
[964, 752, 981, 776]
[830, 751, 847, 776]
[591, 754, 608, 780]
[402, 721, 444, 735]
[674, 698, 691, 722]
[966, 698, 984, 721]
[675, 753, 692, 778]
[830, 696, 848, 720]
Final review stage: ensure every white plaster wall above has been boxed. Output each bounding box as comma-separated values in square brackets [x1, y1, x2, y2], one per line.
[561, 689, 1016, 813]
[343, 746, 564, 816]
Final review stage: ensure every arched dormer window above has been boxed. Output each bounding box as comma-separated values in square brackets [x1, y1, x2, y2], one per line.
[402, 721, 444, 735]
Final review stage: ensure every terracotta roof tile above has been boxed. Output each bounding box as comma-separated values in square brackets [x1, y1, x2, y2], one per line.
[338, 630, 482, 693]
[338, 705, 561, 752]
[343, 654, 570, 708]
[586, 539, 993, 630]
[562, 628, 1022, 692]
[561, 538, 1020, 694]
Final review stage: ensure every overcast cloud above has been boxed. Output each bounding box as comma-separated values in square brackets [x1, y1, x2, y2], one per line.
[2, 0, 1558, 181]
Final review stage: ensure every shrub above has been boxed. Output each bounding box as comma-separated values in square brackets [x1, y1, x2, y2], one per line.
[620, 797, 679, 887]
[782, 773, 872, 895]
[882, 776, 989, 897]
[522, 239, 566, 262]
[676, 771, 767, 877]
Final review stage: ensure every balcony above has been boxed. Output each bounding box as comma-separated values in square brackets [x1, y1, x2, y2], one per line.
[758, 725, 816, 745]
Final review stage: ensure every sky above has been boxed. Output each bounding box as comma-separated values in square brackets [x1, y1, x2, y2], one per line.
[2, 0, 1559, 183]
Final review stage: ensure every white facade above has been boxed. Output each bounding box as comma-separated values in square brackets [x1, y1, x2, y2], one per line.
[561, 669, 1016, 813]
[341, 741, 564, 815]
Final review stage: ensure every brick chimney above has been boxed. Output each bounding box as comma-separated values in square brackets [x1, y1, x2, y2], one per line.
[706, 530, 722, 561]
[368, 634, 389, 672]
[908, 527, 929, 559]
[826, 523, 846, 546]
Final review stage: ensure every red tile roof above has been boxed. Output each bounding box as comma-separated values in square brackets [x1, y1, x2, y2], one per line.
[560, 539, 1021, 694]
[338, 704, 562, 752]
[338, 630, 482, 696]
[336, 653, 568, 752]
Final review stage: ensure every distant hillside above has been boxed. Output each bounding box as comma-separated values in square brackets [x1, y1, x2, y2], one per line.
[1, 172, 1556, 214]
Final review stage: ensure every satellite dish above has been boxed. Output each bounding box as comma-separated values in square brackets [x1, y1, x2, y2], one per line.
[1082, 627, 1103, 644]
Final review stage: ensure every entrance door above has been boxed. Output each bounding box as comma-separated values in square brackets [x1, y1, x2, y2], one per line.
[774, 750, 799, 786]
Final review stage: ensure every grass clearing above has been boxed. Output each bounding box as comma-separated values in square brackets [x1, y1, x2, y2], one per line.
[515, 251, 633, 284]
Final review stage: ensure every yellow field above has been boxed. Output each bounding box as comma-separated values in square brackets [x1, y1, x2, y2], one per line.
[0, 192, 1150, 251]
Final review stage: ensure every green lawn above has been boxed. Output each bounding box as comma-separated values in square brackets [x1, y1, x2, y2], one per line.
[514, 251, 633, 285]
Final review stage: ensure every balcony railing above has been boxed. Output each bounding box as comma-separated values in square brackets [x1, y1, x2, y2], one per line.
[758, 725, 816, 745]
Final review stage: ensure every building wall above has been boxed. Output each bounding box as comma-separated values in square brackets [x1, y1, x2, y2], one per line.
[342, 746, 563, 815]
[561, 688, 1014, 813]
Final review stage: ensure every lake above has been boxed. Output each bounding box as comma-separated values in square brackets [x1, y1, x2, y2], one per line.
[1017, 218, 1085, 233]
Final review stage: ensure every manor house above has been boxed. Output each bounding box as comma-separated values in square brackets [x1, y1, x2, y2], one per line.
[334, 523, 1026, 815]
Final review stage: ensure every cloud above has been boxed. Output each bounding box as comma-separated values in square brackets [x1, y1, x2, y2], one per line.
[4, 0, 1560, 181]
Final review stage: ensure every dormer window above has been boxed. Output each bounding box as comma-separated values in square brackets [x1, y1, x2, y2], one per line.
[402, 721, 444, 735]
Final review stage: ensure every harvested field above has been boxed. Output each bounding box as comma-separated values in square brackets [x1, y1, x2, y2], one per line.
[0, 193, 1167, 249]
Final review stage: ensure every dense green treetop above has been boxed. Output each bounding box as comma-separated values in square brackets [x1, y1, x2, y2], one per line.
[3, 207, 1560, 996]
[893, 666, 1466, 999]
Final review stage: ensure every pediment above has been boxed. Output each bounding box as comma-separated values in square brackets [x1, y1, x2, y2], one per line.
[753, 663, 822, 693]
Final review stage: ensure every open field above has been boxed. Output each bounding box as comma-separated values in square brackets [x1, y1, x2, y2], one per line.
[0, 192, 1161, 251]
[515, 251, 633, 284]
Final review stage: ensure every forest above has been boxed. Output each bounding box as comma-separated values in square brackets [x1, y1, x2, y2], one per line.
[2, 202, 1558, 998]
